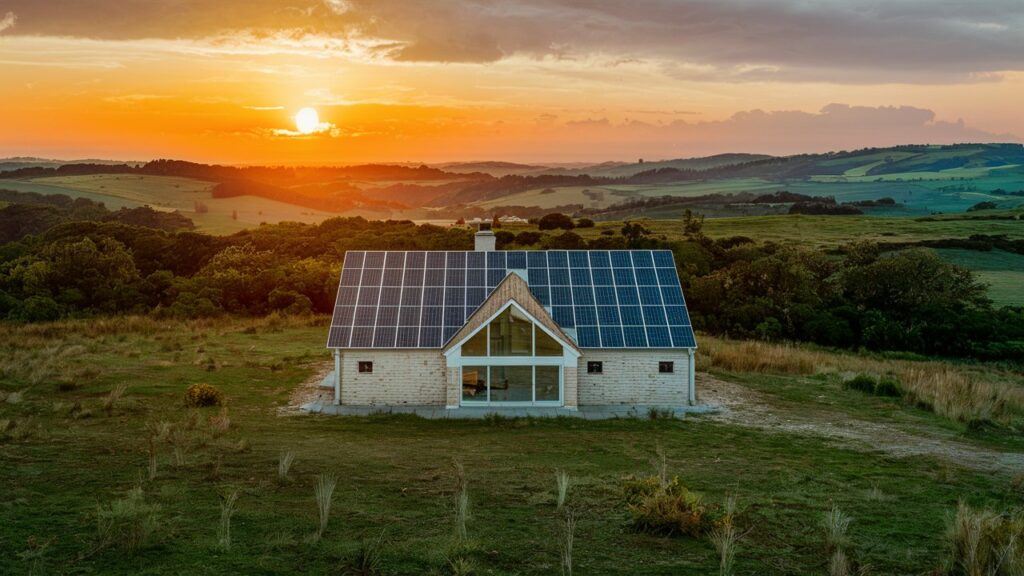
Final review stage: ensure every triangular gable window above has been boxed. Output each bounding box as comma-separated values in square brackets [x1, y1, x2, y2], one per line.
[462, 306, 563, 357]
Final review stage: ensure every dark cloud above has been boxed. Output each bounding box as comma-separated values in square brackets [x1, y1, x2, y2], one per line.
[5, 0, 1024, 82]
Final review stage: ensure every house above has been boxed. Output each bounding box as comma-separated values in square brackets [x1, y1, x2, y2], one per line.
[322, 226, 698, 416]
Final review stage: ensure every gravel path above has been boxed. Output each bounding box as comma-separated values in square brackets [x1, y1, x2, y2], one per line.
[698, 373, 1024, 474]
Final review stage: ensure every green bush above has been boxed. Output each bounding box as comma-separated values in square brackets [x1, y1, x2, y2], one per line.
[96, 487, 161, 554]
[622, 475, 710, 537]
[184, 383, 224, 408]
[844, 374, 877, 394]
[874, 377, 902, 398]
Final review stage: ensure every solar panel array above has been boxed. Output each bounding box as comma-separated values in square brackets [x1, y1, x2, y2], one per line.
[327, 250, 696, 349]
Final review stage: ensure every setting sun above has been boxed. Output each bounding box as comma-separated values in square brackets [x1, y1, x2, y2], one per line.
[295, 107, 320, 135]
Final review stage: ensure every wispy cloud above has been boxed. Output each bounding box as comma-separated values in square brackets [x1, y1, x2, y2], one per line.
[0, 12, 17, 33]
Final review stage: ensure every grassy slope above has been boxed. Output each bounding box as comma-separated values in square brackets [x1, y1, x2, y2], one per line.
[1, 317, 1021, 575]
[933, 248, 1024, 307]
[0, 175, 336, 234]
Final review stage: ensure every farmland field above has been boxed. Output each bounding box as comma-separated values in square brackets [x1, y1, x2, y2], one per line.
[934, 248, 1024, 307]
[0, 175, 337, 234]
[1, 316, 1021, 575]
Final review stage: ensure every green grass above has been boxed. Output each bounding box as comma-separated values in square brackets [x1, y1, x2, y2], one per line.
[934, 248, 1024, 307]
[1, 316, 1021, 574]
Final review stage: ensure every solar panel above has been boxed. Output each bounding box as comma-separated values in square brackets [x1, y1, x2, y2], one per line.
[328, 250, 695, 349]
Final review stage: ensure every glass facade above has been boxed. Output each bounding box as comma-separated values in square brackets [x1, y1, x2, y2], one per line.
[458, 305, 566, 405]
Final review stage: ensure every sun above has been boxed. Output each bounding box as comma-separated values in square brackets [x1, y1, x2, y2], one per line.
[295, 107, 320, 134]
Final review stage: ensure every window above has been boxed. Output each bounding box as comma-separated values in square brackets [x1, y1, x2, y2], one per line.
[462, 305, 566, 357]
[658, 361, 674, 373]
[489, 307, 532, 356]
[587, 361, 603, 374]
[358, 361, 373, 373]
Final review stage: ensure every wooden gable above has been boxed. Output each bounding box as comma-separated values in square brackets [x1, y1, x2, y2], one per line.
[443, 271, 579, 353]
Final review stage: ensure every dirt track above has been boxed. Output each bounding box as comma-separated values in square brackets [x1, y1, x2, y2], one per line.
[697, 373, 1024, 474]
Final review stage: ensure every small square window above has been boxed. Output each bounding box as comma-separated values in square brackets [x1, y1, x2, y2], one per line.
[587, 361, 603, 374]
[658, 361, 674, 374]
[358, 361, 373, 373]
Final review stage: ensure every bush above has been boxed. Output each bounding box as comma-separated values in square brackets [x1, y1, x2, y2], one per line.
[184, 383, 224, 407]
[944, 501, 1023, 575]
[622, 475, 710, 537]
[576, 218, 595, 228]
[96, 487, 161, 554]
[538, 213, 575, 231]
[844, 374, 877, 394]
[874, 377, 902, 398]
[514, 231, 542, 246]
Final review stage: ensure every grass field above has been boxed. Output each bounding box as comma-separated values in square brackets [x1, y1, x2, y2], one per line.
[934, 249, 1024, 307]
[1, 316, 1022, 574]
[0, 175, 336, 234]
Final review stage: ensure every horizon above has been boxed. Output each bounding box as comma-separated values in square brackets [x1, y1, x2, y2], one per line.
[5, 141, 1023, 169]
[2, 1, 1024, 164]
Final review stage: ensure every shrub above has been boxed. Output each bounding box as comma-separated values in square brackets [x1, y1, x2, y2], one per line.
[184, 383, 224, 407]
[874, 377, 902, 398]
[943, 501, 1024, 576]
[538, 213, 575, 231]
[843, 374, 877, 394]
[96, 487, 161, 554]
[622, 475, 709, 537]
[575, 218, 595, 228]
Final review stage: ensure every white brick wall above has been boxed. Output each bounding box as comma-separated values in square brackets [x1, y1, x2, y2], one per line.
[337, 349, 690, 407]
[339, 350, 447, 406]
[577, 350, 690, 406]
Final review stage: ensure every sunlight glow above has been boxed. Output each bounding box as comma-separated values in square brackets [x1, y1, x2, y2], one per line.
[295, 107, 320, 134]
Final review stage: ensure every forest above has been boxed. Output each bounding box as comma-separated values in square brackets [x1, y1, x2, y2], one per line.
[1, 196, 1022, 361]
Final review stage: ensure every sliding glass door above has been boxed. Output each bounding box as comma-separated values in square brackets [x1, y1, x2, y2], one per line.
[460, 365, 562, 405]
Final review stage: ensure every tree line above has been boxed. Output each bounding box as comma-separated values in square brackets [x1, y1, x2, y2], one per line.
[0, 211, 1021, 360]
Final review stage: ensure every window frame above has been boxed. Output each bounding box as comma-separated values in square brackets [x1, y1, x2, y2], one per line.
[358, 361, 374, 374]
[587, 361, 603, 374]
[658, 361, 674, 374]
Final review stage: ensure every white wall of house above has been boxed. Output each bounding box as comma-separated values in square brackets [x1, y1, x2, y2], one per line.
[576, 350, 691, 406]
[338, 350, 447, 406]
[334, 347, 694, 407]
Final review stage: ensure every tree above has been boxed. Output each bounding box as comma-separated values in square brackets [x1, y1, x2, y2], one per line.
[620, 221, 651, 249]
[538, 213, 575, 231]
[682, 209, 704, 238]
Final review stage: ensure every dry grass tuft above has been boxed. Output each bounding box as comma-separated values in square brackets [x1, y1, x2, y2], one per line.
[700, 334, 1024, 426]
[208, 409, 231, 435]
[103, 383, 127, 416]
[313, 474, 337, 542]
[278, 450, 296, 483]
[96, 487, 161, 554]
[560, 509, 577, 576]
[218, 490, 239, 551]
[453, 460, 470, 544]
[555, 470, 571, 511]
[945, 501, 1024, 576]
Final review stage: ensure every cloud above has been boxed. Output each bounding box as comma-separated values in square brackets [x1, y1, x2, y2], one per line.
[3, 1, 1024, 82]
[0, 11, 16, 33]
[546, 103, 1020, 158]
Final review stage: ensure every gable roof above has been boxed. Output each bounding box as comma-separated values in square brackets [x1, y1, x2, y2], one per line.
[442, 272, 580, 355]
[327, 249, 696, 350]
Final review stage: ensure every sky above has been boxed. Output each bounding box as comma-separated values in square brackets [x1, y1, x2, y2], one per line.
[0, 0, 1022, 164]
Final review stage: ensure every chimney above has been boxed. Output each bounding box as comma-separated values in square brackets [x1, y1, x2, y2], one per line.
[474, 222, 496, 251]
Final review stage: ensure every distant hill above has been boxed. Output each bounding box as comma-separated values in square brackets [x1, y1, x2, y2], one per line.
[543, 153, 774, 178]
[436, 161, 550, 176]
[0, 157, 144, 171]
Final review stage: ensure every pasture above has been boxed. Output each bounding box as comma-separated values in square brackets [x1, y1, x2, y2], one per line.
[1, 316, 1021, 574]
[0, 174, 336, 234]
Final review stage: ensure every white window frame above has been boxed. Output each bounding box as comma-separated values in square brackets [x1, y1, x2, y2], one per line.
[445, 300, 580, 407]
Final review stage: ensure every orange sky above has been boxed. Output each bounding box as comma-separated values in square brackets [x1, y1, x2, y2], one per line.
[1, 1, 1022, 164]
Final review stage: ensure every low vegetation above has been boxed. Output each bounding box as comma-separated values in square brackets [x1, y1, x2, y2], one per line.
[1, 315, 1022, 574]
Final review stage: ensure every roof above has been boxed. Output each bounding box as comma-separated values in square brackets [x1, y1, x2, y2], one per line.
[327, 250, 696, 350]
[442, 271, 580, 355]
